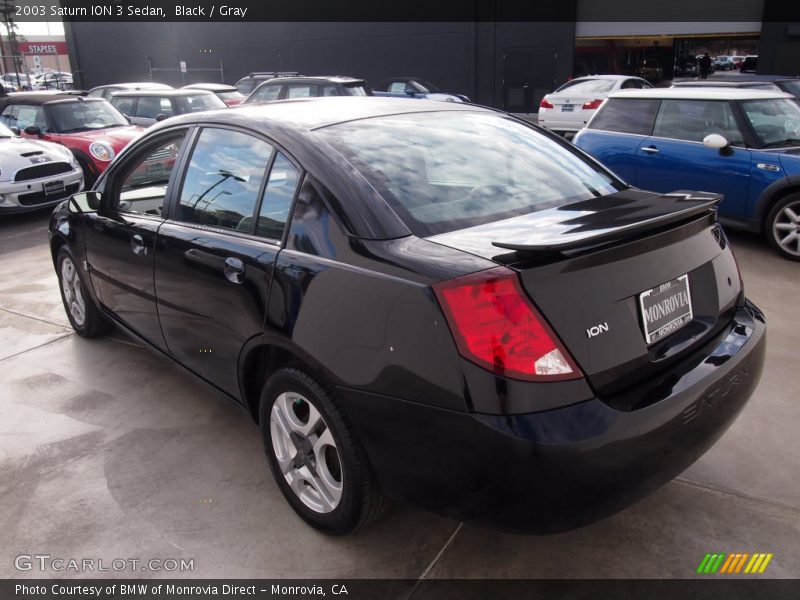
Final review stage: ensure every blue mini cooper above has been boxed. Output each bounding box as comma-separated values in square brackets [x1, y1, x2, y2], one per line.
[574, 88, 800, 260]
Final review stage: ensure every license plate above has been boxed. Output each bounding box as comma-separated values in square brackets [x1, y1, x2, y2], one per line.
[561, 104, 574, 112]
[43, 180, 65, 196]
[638, 274, 693, 345]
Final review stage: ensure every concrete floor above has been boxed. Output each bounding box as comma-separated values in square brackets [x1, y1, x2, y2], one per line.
[1, 209, 798, 580]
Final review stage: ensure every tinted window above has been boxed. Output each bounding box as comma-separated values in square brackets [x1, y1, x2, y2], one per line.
[778, 80, 800, 97]
[177, 128, 274, 231]
[48, 100, 127, 132]
[342, 83, 368, 96]
[250, 84, 281, 103]
[588, 98, 660, 135]
[319, 111, 623, 237]
[556, 79, 617, 94]
[174, 93, 225, 113]
[136, 96, 174, 119]
[111, 96, 134, 116]
[653, 99, 743, 145]
[257, 153, 301, 240]
[321, 85, 339, 97]
[237, 79, 257, 95]
[116, 133, 186, 216]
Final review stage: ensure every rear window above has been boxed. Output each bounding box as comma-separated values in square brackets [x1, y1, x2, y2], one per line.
[174, 93, 226, 113]
[555, 79, 617, 94]
[588, 98, 660, 135]
[318, 111, 623, 237]
[779, 80, 800, 96]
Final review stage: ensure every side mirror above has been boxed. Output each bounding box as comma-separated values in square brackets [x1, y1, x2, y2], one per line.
[10, 126, 19, 135]
[703, 133, 729, 150]
[68, 191, 102, 214]
[155, 113, 168, 122]
[23, 125, 42, 137]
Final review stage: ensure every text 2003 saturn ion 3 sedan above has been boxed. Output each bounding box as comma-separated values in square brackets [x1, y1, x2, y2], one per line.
[49, 98, 765, 535]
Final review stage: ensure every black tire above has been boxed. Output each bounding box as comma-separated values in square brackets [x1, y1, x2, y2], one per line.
[56, 246, 109, 337]
[765, 194, 800, 261]
[259, 367, 388, 535]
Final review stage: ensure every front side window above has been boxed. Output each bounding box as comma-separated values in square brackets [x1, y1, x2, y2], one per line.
[177, 128, 274, 231]
[17, 105, 48, 131]
[653, 99, 743, 145]
[319, 111, 623, 237]
[388, 82, 406, 94]
[0, 104, 19, 129]
[250, 84, 281, 103]
[115, 133, 186, 216]
[287, 85, 314, 99]
[136, 97, 175, 119]
[740, 98, 800, 148]
[110, 96, 134, 116]
[174, 94, 226, 113]
[588, 98, 660, 135]
[48, 100, 127, 132]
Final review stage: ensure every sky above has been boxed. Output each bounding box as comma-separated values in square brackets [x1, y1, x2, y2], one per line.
[11, 21, 65, 36]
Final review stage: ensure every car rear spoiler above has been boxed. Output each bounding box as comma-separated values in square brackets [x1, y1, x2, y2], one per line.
[492, 190, 721, 256]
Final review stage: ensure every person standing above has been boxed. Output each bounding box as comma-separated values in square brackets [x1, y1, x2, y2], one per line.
[700, 53, 712, 80]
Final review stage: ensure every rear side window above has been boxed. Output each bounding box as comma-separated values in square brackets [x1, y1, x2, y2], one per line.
[257, 153, 301, 240]
[177, 128, 274, 232]
[588, 98, 660, 135]
[319, 111, 623, 237]
[287, 85, 314, 99]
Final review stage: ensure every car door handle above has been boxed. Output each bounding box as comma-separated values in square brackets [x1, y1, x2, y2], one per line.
[130, 234, 147, 256]
[223, 257, 245, 284]
[641, 146, 659, 154]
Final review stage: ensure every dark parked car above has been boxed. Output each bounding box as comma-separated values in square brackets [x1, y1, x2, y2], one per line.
[50, 98, 765, 535]
[243, 75, 369, 104]
[109, 89, 226, 126]
[234, 71, 302, 96]
[741, 55, 758, 73]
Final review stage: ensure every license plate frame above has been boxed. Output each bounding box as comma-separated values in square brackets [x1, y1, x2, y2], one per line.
[638, 274, 693, 345]
[43, 179, 65, 196]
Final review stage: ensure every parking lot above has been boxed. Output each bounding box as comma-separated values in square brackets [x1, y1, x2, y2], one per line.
[0, 208, 798, 580]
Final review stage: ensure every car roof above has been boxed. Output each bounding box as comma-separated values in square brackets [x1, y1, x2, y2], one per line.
[92, 82, 173, 90]
[183, 83, 239, 91]
[671, 81, 778, 88]
[608, 88, 794, 100]
[0, 91, 94, 104]
[152, 96, 492, 132]
[257, 75, 365, 85]
[568, 75, 643, 81]
[110, 89, 215, 97]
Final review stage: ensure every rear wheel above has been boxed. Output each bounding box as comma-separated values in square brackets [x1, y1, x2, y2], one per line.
[56, 247, 108, 337]
[766, 194, 800, 261]
[259, 367, 388, 534]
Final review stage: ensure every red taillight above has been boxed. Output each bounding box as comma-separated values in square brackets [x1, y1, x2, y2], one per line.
[539, 98, 554, 109]
[433, 267, 582, 382]
[582, 98, 603, 110]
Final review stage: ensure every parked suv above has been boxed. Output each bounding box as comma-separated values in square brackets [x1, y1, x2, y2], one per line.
[0, 92, 146, 185]
[243, 75, 370, 104]
[109, 89, 226, 126]
[574, 87, 800, 260]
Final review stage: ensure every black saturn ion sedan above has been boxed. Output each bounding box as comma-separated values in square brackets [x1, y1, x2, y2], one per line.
[49, 97, 766, 534]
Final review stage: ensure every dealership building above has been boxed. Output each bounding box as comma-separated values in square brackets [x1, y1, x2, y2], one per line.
[65, 0, 798, 111]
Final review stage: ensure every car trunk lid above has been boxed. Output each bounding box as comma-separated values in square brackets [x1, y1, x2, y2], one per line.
[428, 189, 743, 397]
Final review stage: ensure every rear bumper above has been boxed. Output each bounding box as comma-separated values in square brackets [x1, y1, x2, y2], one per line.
[338, 301, 766, 532]
[537, 108, 595, 132]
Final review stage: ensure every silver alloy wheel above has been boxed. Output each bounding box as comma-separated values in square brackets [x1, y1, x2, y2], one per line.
[61, 256, 86, 326]
[772, 200, 800, 258]
[270, 391, 343, 513]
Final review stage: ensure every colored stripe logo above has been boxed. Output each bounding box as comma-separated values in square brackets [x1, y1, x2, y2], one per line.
[697, 553, 773, 574]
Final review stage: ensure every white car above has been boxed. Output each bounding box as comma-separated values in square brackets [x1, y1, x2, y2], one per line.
[538, 75, 653, 134]
[0, 122, 83, 214]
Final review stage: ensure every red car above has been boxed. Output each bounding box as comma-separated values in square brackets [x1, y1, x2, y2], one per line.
[0, 92, 147, 185]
